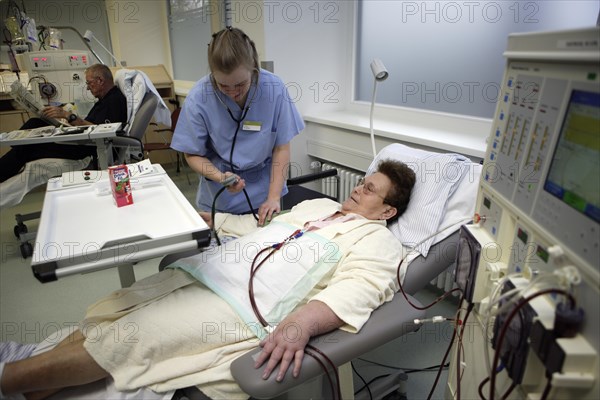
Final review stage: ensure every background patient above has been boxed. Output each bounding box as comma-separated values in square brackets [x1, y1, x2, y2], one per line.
[0, 159, 415, 400]
[0, 64, 127, 183]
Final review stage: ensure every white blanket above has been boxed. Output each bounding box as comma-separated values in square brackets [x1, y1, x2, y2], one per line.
[171, 221, 341, 339]
[113, 69, 170, 128]
[0, 157, 91, 209]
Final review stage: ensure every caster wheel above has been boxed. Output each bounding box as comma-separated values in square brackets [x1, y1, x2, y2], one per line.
[14, 224, 28, 238]
[20, 242, 33, 259]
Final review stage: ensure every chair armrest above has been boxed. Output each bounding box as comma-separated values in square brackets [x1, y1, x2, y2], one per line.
[111, 136, 143, 148]
[287, 168, 337, 186]
[110, 136, 144, 163]
[230, 293, 425, 399]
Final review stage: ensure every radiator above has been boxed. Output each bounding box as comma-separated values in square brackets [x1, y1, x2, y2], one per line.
[321, 163, 364, 202]
[432, 264, 459, 295]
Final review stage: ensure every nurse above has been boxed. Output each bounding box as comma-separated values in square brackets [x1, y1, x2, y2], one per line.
[171, 27, 304, 225]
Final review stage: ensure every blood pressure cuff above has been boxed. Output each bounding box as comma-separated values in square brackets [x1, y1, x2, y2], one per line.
[170, 221, 341, 339]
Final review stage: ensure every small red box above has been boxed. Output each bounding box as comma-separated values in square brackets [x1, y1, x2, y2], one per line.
[108, 165, 134, 207]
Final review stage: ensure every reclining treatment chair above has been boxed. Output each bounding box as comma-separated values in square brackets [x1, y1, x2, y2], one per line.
[166, 143, 481, 399]
[227, 143, 482, 399]
[110, 68, 171, 165]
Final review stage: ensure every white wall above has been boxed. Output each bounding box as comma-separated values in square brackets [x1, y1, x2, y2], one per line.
[262, 0, 352, 115]
[106, 0, 172, 76]
[262, 0, 354, 176]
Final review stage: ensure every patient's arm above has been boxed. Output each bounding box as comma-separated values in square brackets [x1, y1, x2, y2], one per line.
[255, 300, 343, 382]
[0, 330, 108, 399]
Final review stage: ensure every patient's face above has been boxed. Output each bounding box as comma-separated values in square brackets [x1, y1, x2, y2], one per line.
[85, 71, 102, 98]
[341, 172, 394, 220]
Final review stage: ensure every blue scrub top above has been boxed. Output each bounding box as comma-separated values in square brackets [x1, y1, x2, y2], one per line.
[171, 69, 304, 214]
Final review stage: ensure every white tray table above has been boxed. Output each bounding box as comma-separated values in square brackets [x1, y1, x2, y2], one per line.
[31, 165, 210, 285]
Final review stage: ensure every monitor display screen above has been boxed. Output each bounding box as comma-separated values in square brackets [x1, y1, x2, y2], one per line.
[544, 90, 600, 223]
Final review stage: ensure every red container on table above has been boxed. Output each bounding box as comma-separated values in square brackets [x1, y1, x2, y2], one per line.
[108, 165, 134, 207]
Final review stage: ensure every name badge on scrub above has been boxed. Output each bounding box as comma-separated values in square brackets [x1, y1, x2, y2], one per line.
[242, 121, 262, 132]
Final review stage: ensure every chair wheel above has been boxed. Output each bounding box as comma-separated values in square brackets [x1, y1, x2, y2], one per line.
[14, 224, 28, 238]
[20, 242, 33, 259]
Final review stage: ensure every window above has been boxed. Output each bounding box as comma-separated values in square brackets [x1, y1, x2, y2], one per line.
[168, 0, 217, 81]
[356, 1, 599, 119]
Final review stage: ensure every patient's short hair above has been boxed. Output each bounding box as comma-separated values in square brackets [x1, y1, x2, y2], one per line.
[86, 64, 114, 84]
[377, 159, 415, 222]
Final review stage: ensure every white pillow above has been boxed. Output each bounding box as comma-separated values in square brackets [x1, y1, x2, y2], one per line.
[114, 68, 147, 125]
[430, 162, 482, 246]
[114, 69, 171, 128]
[367, 143, 480, 257]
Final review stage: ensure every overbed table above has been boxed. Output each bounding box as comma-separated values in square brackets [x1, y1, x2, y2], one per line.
[0, 123, 122, 169]
[31, 164, 210, 286]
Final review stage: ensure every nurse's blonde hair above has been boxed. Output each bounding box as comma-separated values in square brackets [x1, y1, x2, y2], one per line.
[208, 26, 259, 74]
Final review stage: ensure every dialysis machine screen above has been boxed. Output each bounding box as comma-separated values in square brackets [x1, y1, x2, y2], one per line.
[544, 90, 600, 224]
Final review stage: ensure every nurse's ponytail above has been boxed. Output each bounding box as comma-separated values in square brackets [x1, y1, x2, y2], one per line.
[208, 26, 260, 75]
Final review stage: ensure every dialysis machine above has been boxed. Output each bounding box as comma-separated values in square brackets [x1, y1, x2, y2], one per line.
[449, 27, 599, 399]
[16, 49, 94, 113]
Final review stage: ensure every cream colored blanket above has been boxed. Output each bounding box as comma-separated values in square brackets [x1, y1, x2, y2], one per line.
[83, 269, 258, 399]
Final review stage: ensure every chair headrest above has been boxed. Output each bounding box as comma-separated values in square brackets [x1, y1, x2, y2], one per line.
[366, 143, 481, 257]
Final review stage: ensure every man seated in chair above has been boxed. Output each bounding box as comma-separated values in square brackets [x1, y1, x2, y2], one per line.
[0, 64, 127, 183]
[0, 159, 415, 400]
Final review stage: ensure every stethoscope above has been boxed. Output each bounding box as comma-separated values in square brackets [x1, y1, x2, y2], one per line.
[210, 71, 261, 244]
[210, 69, 260, 123]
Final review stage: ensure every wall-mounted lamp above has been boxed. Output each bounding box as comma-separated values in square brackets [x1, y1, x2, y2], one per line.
[369, 58, 389, 158]
[371, 58, 389, 82]
[84, 30, 124, 68]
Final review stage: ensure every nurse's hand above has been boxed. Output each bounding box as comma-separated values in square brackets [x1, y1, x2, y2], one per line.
[227, 178, 245, 193]
[221, 172, 245, 193]
[258, 199, 280, 226]
[198, 211, 212, 228]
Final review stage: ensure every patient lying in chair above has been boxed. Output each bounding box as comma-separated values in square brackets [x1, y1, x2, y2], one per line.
[0, 159, 415, 400]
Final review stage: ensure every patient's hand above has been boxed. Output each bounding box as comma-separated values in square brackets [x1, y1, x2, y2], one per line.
[254, 301, 343, 382]
[255, 318, 310, 382]
[41, 106, 68, 120]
